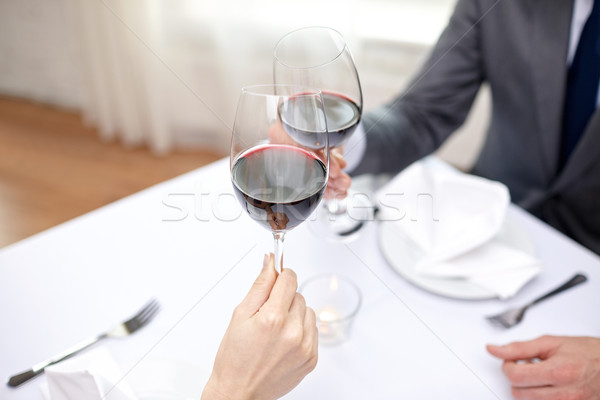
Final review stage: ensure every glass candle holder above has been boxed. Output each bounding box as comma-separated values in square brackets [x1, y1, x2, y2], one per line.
[300, 274, 362, 346]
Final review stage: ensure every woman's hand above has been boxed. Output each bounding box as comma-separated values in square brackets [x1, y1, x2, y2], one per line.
[202, 254, 318, 400]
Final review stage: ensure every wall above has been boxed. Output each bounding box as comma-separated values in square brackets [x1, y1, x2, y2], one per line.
[0, 0, 81, 109]
[0, 0, 488, 170]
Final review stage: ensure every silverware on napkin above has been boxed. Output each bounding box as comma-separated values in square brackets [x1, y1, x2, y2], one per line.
[486, 273, 587, 329]
[7, 298, 160, 387]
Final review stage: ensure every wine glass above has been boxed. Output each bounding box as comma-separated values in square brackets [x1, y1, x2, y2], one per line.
[230, 84, 329, 273]
[274, 26, 372, 239]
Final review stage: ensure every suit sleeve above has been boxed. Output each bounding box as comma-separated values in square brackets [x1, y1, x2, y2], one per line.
[352, 0, 488, 175]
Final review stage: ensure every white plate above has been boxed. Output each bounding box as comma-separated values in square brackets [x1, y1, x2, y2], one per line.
[378, 215, 536, 300]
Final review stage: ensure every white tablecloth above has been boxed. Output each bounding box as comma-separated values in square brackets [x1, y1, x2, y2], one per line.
[1, 158, 599, 399]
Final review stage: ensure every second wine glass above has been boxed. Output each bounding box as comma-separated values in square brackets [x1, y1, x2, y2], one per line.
[230, 85, 329, 273]
[274, 26, 372, 239]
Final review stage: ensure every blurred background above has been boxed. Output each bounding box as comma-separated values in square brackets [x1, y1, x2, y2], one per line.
[0, 0, 489, 247]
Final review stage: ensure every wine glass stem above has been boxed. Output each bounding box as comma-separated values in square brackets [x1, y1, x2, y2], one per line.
[273, 232, 285, 273]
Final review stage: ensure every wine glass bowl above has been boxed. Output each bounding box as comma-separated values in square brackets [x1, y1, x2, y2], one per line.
[274, 27, 363, 116]
[230, 84, 329, 271]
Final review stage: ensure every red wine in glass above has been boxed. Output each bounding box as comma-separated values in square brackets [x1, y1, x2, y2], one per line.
[231, 144, 327, 232]
[280, 92, 361, 149]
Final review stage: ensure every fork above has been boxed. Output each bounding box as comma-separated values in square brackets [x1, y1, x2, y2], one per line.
[7, 298, 160, 387]
[486, 273, 587, 329]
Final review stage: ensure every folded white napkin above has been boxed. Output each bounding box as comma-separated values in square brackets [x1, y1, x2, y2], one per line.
[377, 159, 542, 299]
[418, 240, 543, 299]
[41, 347, 138, 400]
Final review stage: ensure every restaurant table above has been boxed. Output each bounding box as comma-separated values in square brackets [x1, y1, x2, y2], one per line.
[1, 157, 599, 399]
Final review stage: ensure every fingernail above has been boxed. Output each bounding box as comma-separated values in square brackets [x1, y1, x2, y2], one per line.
[263, 253, 270, 269]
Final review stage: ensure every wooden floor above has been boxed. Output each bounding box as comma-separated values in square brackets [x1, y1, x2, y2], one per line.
[0, 96, 224, 248]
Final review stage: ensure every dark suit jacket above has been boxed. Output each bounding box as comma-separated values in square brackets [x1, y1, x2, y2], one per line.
[353, 0, 600, 254]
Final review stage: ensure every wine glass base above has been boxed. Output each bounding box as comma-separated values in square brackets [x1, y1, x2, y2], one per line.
[308, 192, 376, 241]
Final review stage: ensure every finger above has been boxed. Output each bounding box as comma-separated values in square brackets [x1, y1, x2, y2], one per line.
[511, 385, 571, 400]
[325, 172, 351, 201]
[327, 173, 351, 192]
[328, 154, 346, 179]
[288, 293, 307, 327]
[325, 184, 349, 197]
[331, 148, 347, 170]
[237, 253, 277, 317]
[487, 336, 559, 361]
[324, 187, 348, 200]
[304, 306, 318, 349]
[262, 267, 298, 313]
[502, 360, 554, 388]
[303, 307, 318, 369]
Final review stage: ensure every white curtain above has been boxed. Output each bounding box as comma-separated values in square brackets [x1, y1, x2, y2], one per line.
[68, 0, 172, 153]
[59, 0, 457, 155]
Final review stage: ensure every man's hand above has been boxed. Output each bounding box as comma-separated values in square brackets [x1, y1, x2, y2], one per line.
[268, 121, 352, 200]
[325, 148, 352, 200]
[487, 335, 600, 400]
[202, 254, 318, 400]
